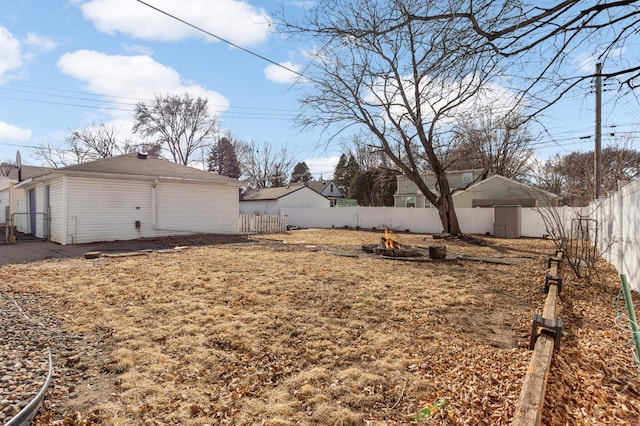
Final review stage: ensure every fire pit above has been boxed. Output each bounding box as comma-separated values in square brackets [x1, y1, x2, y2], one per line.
[373, 230, 422, 258]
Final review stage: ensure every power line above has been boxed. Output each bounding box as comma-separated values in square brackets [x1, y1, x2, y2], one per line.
[135, 0, 315, 84]
[0, 83, 305, 117]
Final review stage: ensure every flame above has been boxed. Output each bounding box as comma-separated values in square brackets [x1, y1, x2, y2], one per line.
[382, 230, 402, 249]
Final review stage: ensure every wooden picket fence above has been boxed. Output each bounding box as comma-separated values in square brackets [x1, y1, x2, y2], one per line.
[238, 214, 287, 234]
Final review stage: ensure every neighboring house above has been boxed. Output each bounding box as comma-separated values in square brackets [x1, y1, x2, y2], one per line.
[1, 165, 52, 234]
[14, 153, 243, 245]
[293, 180, 345, 206]
[394, 170, 559, 208]
[395, 169, 485, 208]
[453, 174, 560, 207]
[240, 185, 330, 215]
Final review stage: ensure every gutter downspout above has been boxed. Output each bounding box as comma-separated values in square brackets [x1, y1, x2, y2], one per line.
[152, 178, 158, 228]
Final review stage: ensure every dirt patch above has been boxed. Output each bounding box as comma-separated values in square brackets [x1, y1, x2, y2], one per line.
[1, 229, 638, 425]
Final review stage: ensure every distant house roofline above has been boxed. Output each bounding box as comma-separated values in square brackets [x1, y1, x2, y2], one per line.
[240, 185, 329, 201]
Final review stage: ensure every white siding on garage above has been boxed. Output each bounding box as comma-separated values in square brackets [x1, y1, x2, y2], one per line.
[155, 181, 238, 234]
[66, 177, 153, 244]
[48, 177, 66, 244]
[61, 176, 239, 244]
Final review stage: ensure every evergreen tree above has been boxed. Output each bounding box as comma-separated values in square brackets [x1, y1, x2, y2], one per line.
[333, 154, 360, 193]
[207, 137, 241, 179]
[349, 168, 397, 206]
[290, 162, 313, 183]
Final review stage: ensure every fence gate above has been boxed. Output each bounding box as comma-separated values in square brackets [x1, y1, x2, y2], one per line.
[8, 212, 49, 242]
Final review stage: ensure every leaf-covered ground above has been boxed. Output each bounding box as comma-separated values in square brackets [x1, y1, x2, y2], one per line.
[1, 229, 638, 425]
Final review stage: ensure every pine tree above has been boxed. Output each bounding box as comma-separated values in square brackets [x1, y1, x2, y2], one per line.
[207, 137, 241, 179]
[290, 162, 313, 183]
[333, 154, 360, 192]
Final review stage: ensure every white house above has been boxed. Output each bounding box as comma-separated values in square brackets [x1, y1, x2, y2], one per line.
[14, 153, 243, 245]
[240, 185, 330, 215]
[1, 165, 52, 237]
[302, 180, 345, 206]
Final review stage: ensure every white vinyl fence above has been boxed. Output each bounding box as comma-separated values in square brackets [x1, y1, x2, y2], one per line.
[281, 206, 582, 238]
[589, 179, 640, 292]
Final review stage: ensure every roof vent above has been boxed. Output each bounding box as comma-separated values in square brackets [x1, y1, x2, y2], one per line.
[137, 152, 148, 160]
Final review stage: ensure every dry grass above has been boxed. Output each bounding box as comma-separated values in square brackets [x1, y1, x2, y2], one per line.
[1, 229, 639, 425]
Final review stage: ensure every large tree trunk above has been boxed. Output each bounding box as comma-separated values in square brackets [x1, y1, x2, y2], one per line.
[436, 189, 461, 235]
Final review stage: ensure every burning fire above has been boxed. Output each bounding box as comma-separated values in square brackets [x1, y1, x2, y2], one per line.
[382, 230, 402, 249]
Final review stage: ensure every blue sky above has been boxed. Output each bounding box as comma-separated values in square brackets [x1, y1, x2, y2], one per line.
[0, 1, 639, 178]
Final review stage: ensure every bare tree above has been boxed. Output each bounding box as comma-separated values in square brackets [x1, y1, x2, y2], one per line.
[282, 0, 640, 233]
[0, 161, 15, 177]
[285, 0, 504, 234]
[537, 144, 640, 206]
[133, 93, 218, 165]
[361, 1, 640, 114]
[445, 109, 535, 180]
[34, 122, 135, 167]
[237, 140, 294, 189]
[343, 132, 396, 172]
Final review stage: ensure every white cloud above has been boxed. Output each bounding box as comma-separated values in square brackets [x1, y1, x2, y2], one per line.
[24, 32, 57, 51]
[78, 0, 272, 46]
[288, 1, 316, 9]
[264, 61, 305, 84]
[0, 26, 22, 80]
[122, 43, 154, 56]
[57, 50, 230, 116]
[575, 47, 626, 73]
[304, 155, 340, 179]
[0, 121, 32, 141]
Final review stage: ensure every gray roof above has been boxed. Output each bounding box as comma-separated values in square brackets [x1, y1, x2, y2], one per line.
[241, 185, 314, 201]
[6, 165, 52, 180]
[30, 153, 241, 185]
[303, 181, 330, 194]
[289, 180, 343, 195]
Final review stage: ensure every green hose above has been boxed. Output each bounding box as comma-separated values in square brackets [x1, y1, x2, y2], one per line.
[620, 274, 640, 362]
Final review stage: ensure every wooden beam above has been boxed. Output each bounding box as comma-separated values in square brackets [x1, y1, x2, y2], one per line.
[512, 333, 555, 425]
[512, 252, 563, 425]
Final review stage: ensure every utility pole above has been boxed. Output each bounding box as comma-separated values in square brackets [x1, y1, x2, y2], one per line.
[594, 62, 602, 200]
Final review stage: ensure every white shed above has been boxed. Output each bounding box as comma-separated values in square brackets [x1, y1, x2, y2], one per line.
[15, 153, 243, 245]
[240, 185, 330, 215]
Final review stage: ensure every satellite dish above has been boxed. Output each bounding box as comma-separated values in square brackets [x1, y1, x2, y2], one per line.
[16, 150, 22, 182]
